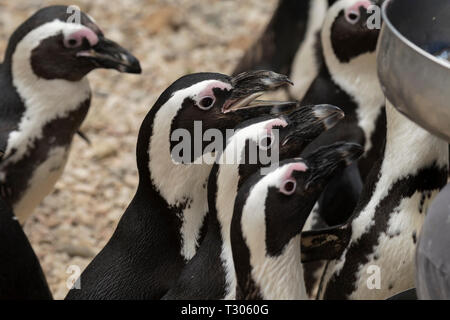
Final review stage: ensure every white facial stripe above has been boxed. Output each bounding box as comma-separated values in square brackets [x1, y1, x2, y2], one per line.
[239, 164, 307, 299]
[148, 79, 229, 260]
[215, 118, 283, 299]
[289, 0, 328, 100]
[198, 82, 232, 99]
[322, 0, 385, 154]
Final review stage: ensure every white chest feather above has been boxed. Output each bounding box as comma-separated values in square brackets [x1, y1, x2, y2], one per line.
[13, 147, 69, 224]
[326, 103, 448, 299]
[348, 191, 433, 299]
[216, 163, 240, 300]
[289, 0, 328, 100]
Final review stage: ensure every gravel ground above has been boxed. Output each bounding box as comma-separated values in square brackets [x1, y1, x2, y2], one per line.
[0, 0, 279, 299]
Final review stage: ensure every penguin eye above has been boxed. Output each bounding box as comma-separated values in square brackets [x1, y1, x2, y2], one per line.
[346, 10, 360, 24]
[280, 179, 297, 196]
[259, 133, 274, 150]
[198, 96, 215, 110]
[64, 38, 82, 48]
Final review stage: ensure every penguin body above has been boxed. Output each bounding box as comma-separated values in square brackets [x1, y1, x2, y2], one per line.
[321, 102, 449, 299]
[0, 196, 52, 299]
[65, 71, 294, 300]
[231, 143, 363, 300]
[162, 104, 345, 300]
[0, 6, 141, 223]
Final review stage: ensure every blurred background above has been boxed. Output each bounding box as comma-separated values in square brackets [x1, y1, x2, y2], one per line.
[0, 0, 280, 298]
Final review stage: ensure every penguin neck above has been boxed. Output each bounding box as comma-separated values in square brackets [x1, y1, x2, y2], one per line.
[5, 34, 91, 162]
[237, 177, 307, 300]
[321, 30, 385, 154]
[249, 235, 307, 300]
[212, 161, 241, 299]
[141, 106, 212, 261]
[350, 101, 448, 241]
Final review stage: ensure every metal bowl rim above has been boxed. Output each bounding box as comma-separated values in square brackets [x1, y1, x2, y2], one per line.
[381, 0, 450, 70]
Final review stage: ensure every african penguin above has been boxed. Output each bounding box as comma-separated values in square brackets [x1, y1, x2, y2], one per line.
[320, 101, 449, 300]
[65, 71, 294, 300]
[230, 143, 363, 300]
[300, 0, 386, 297]
[234, 0, 337, 99]
[0, 195, 52, 299]
[161, 104, 345, 300]
[0, 6, 141, 224]
[301, 0, 387, 223]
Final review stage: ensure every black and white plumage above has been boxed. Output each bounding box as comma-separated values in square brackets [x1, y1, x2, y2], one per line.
[161, 104, 344, 300]
[230, 143, 363, 300]
[0, 6, 141, 223]
[65, 71, 294, 300]
[320, 102, 448, 300]
[298, 0, 386, 298]
[301, 0, 387, 223]
[0, 196, 52, 300]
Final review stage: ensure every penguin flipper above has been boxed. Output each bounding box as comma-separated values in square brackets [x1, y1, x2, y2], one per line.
[0, 198, 53, 300]
[300, 223, 351, 263]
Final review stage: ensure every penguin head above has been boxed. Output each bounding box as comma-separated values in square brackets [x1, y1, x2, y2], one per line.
[145, 71, 294, 165]
[322, 0, 381, 64]
[233, 142, 363, 258]
[5, 5, 141, 81]
[227, 104, 345, 184]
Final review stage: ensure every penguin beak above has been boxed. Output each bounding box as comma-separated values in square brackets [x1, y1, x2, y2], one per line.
[77, 37, 142, 74]
[222, 70, 294, 113]
[303, 142, 363, 191]
[281, 105, 345, 147]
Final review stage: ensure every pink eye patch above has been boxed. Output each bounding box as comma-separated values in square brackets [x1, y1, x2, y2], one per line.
[64, 28, 99, 48]
[198, 81, 232, 99]
[283, 162, 307, 181]
[265, 118, 288, 133]
[279, 162, 307, 195]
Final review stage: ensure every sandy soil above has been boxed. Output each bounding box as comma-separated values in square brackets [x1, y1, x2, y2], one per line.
[0, 0, 278, 299]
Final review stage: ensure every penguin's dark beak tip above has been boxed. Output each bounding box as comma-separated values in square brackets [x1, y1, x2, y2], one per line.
[338, 143, 364, 165]
[312, 104, 345, 130]
[77, 37, 142, 74]
[222, 70, 294, 113]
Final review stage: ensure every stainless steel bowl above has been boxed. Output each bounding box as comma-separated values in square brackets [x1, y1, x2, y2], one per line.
[377, 0, 450, 142]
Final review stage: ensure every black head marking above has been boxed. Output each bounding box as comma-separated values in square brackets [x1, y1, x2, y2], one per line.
[330, 3, 380, 63]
